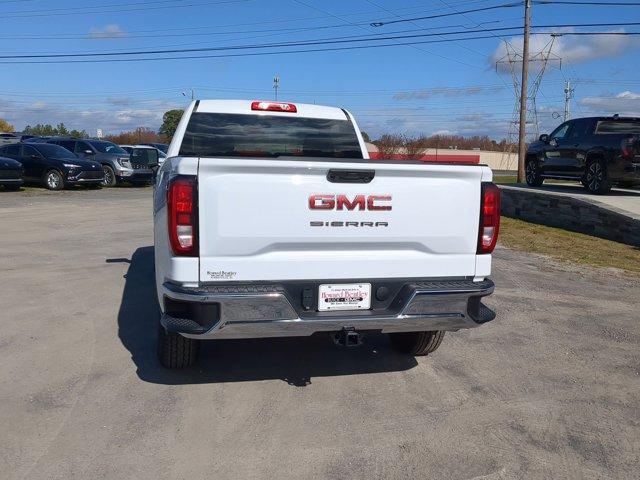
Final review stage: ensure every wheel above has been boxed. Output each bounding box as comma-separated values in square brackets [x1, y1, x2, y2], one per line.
[157, 324, 199, 368]
[101, 165, 117, 187]
[43, 169, 65, 190]
[525, 158, 544, 186]
[583, 158, 612, 194]
[389, 330, 445, 356]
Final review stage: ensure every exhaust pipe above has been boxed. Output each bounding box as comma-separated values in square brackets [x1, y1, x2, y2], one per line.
[333, 327, 363, 347]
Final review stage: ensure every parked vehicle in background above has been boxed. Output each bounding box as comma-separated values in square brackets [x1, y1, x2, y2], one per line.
[154, 99, 499, 368]
[527, 116, 640, 194]
[24, 136, 52, 143]
[0, 156, 24, 190]
[0, 133, 20, 146]
[140, 142, 168, 153]
[45, 137, 152, 187]
[0, 143, 103, 190]
[119, 144, 160, 177]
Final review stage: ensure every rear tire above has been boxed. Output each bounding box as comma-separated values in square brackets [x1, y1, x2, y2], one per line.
[583, 158, 612, 194]
[157, 324, 199, 368]
[525, 158, 544, 186]
[389, 330, 445, 356]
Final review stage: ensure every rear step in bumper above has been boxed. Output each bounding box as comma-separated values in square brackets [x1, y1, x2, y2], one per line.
[161, 279, 496, 339]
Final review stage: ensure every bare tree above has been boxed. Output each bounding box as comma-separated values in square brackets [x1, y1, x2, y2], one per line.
[374, 134, 405, 157]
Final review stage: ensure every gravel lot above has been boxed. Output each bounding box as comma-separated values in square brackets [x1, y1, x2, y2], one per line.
[1, 187, 638, 479]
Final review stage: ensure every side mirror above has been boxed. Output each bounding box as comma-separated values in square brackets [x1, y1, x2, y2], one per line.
[539, 134, 549, 143]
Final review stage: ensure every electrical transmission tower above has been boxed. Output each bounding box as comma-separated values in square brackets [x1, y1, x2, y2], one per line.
[496, 36, 561, 171]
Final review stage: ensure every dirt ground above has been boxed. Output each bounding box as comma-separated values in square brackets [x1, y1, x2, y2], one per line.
[1, 187, 638, 479]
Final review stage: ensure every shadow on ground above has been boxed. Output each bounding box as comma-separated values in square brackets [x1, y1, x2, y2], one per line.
[116, 247, 418, 387]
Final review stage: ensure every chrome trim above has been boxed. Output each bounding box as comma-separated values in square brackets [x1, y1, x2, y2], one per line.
[162, 280, 494, 339]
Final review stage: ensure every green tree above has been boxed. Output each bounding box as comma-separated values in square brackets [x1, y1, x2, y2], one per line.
[56, 122, 69, 136]
[159, 109, 184, 140]
[0, 118, 14, 133]
[69, 129, 88, 138]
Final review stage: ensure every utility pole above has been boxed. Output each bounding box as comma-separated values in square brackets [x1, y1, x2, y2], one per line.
[563, 80, 574, 121]
[182, 88, 194, 100]
[517, 0, 532, 184]
[273, 75, 280, 101]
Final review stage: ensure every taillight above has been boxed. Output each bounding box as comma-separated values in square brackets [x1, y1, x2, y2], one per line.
[168, 176, 198, 256]
[621, 136, 636, 159]
[251, 101, 297, 113]
[477, 182, 500, 254]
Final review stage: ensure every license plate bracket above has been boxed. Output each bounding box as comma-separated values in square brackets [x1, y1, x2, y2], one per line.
[318, 283, 371, 312]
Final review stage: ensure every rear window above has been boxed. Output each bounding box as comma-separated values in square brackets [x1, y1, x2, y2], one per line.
[595, 120, 640, 134]
[179, 112, 363, 159]
[130, 147, 158, 166]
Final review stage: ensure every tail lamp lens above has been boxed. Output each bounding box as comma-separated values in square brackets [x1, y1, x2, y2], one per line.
[478, 182, 500, 254]
[168, 176, 198, 256]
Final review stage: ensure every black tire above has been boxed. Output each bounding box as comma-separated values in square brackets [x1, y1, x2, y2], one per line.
[525, 158, 544, 187]
[583, 158, 612, 194]
[101, 165, 117, 187]
[43, 169, 65, 191]
[157, 324, 199, 368]
[389, 330, 446, 356]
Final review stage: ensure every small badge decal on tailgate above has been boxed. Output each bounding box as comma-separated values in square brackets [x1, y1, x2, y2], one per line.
[206, 270, 237, 280]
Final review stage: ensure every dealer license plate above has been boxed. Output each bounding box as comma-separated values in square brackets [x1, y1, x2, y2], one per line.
[318, 283, 371, 312]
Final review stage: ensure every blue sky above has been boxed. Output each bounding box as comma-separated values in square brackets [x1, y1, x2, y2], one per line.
[0, 0, 639, 139]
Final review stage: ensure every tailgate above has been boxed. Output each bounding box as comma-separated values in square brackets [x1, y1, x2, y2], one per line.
[198, 158, 487, 282]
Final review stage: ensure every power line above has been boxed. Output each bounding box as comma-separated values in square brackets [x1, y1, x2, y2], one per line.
[370, 2, 522, 27]
[535, 1, 640, 5]
[363, 0, 485, 68]
[3, 22, 640, 59]
[3, 30, 640, 64]
[1, 0, 249, 18]
[0, 26, 528, 59]
[291, 0, 484, 69]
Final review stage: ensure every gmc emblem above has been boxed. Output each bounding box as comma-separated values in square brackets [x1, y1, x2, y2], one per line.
[308, 194, 392, 211]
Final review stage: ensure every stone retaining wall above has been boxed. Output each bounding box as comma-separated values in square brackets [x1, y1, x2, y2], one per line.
[499, 186, 640, 247]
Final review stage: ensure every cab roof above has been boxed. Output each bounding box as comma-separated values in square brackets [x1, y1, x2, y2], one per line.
[194, 99, 350, 121]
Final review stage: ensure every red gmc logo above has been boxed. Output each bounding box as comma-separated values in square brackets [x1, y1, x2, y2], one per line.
[308, 194, 392, 211]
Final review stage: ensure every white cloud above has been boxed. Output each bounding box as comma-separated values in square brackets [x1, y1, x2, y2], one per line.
[88, 24, 128, 39]
[491, 30, 640, 72]
[431, 129, 455, 136]
[579, 90, 640, 115]
[0, 99, 182, 134]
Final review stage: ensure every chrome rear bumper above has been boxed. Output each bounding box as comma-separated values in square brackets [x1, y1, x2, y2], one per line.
[160, 279, 496, 339]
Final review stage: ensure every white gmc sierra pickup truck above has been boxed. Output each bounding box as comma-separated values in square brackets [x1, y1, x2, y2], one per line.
[154, 99, 499, 368]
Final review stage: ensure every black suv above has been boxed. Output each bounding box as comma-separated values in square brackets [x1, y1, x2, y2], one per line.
[0, 143, 103, 190]
[526, 116, 640, 194]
